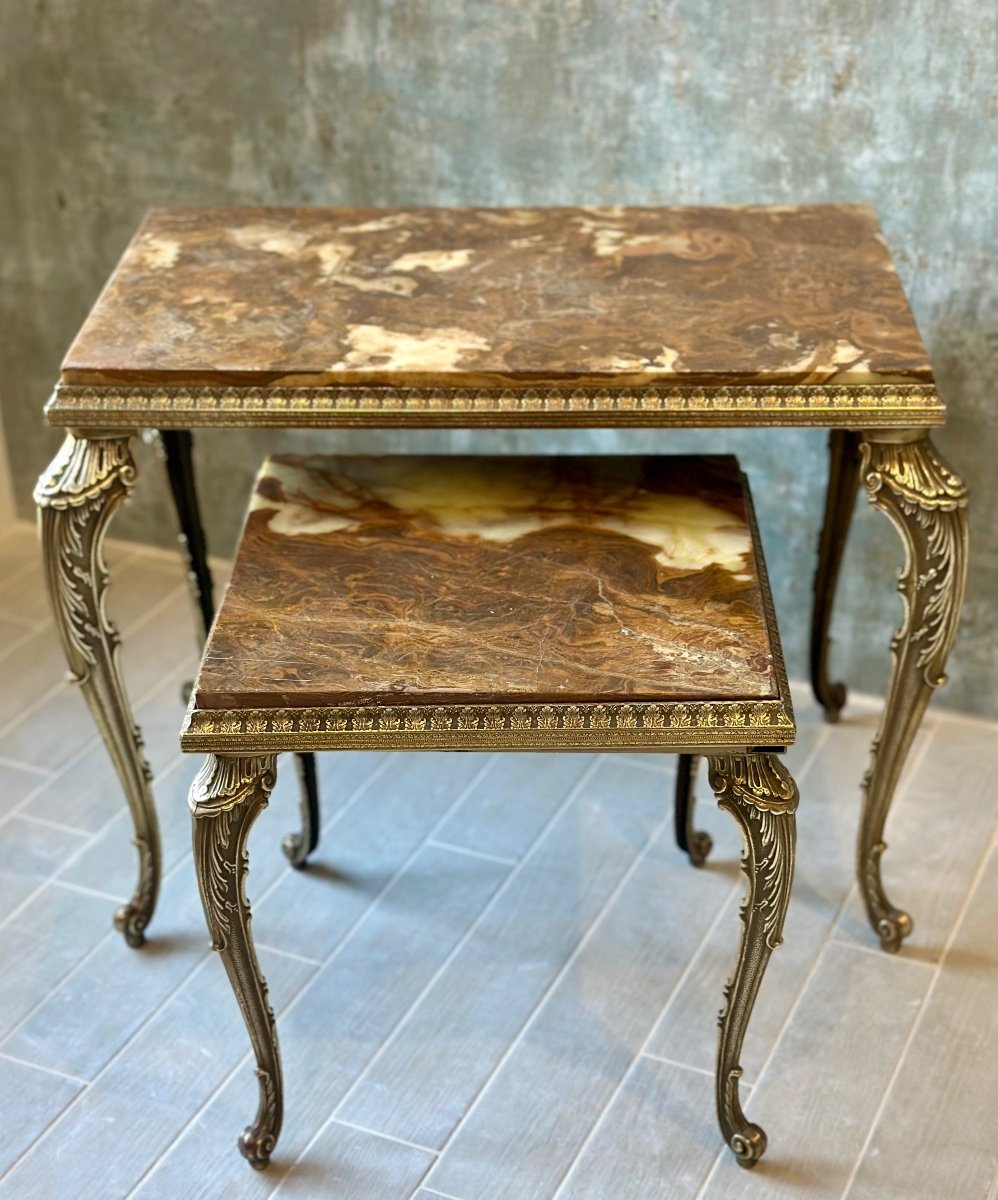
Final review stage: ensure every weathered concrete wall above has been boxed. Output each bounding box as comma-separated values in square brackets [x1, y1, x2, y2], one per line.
[1, 1, 995, 714]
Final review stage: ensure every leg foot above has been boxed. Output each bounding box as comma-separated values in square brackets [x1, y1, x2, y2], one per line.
[674, 754, 712, 866]
[36, 435, 161, 946]
[708, 753, 798, 1166]
[811, 430, 862, 723]
[859, 433, 968, 951]
[283, 752, 321, 868]
[191, 753, 283, 1167]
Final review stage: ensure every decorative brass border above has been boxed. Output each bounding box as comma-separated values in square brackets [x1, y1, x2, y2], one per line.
[48, 382, 944, 430]
[180, 697, 795, 753]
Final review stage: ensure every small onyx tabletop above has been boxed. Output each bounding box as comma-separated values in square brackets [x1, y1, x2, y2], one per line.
[48, 204, 944, 430]
[182, 453, 794, 753]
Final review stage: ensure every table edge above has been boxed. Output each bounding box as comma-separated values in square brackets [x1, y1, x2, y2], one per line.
[46, 382, 946, 430]
[179, 697, 796, 753]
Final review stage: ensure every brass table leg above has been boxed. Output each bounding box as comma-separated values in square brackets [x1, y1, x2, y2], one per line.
[857, 430, 969, 951]
[674, 753, 712, 866]
[810, 430, 862, 723]
[190, 753, 282, 1168]
[283, 751, 320, 868]
[35, 433, 161, 947]
[159, 430, 216, 637]
[708, 752, 798, 1168]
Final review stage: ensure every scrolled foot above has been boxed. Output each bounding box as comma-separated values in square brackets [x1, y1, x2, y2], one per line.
[239, 1125, 275, 1170]
[877, 909, 913, 954]
[729, 1122, 767, 1168]
[113, 902, 148, 949]
[281, 832, 309, 870]
[687, 829, 714, 868]
[815, 679, 846, 725]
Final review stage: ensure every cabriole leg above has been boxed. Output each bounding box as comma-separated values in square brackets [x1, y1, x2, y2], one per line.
[158, 429, 215, 639]
[190, 752, 282, 1168]
[35, 433, 160, 947]
[708, 752, 798, 1168]
[810, 429, 862, 722]
[674, 753, 712, 866]
[858, 431, 969, 951]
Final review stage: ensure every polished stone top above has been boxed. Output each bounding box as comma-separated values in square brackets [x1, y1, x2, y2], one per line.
[63, 205, 931, 389]
[193, 453, 783, 713]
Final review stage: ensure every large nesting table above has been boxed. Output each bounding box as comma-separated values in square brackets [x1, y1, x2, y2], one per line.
[35, 203, 968, 953]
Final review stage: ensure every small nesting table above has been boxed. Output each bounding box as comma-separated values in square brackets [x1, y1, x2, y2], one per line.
[181, 451, 800, 1169]
[35, 204, 968, 955]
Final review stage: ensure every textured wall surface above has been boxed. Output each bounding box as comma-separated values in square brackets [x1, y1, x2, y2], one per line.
[1, 1, 995, 714]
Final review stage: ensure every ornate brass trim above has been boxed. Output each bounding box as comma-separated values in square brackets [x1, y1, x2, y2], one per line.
[708, 752, 798, 1167]
[47, 381, 945, 430]
[34, 434, 161, 947]
[190, 753, 282, 1168]
[181, 697, 795, 753]
[857, 433, 969, 951]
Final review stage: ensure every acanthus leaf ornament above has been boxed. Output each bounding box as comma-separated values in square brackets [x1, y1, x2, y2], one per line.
[190, 753, 282, 1168]
[858, 433, 968, 951]
[707, 752, 798, 1167]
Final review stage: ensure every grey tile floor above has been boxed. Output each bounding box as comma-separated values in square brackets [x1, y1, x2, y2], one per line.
[0, 519, 995, 1199]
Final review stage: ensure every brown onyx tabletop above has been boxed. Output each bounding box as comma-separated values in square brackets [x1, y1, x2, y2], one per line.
[185, 454, 793, 755]
[64, 204, 929, 390]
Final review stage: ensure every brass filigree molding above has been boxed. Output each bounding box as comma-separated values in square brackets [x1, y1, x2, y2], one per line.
[190, 753, 282, 1167]
[35, 434, 160, 947]
[181, 696, 795, 753]
[46, 381, 945, 430]
[857, 433, 969, 951]
[708, 752, 798, 1167]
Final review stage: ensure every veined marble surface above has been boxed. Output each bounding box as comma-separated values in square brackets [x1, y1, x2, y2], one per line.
[195, 454, 780, 709]
[61, 205, 931, 388]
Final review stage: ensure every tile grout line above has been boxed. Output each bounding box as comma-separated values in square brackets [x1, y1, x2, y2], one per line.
[827, 935, 936, 969]
[424, 798, 674, 1191]
[0, 1050, 88, 1087]
[839, 831, 998, 1200]
[549, 870, 743, 1200]
[12, 812, 92, 837]
[124, 751, 504, 1198]
[328, 1116, 439, 1157]
[640, 1051, 722, 1080]
[255, 943, 322, 969]
[49, 879, 125, 905]
[426, 839, 517, 866]
[0, 755, 54, 779]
